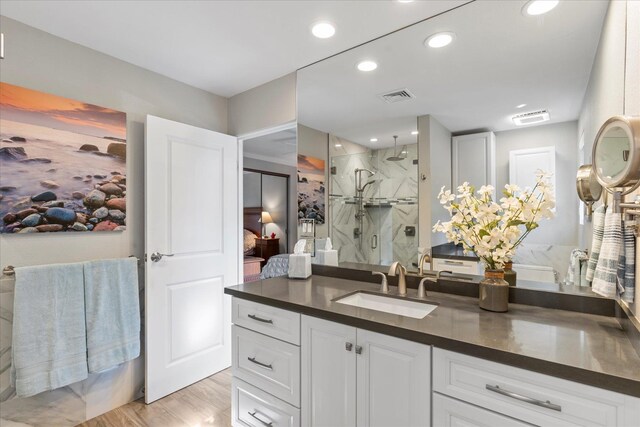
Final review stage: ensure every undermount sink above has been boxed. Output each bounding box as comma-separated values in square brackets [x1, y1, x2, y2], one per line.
[334, 291, 438, 319]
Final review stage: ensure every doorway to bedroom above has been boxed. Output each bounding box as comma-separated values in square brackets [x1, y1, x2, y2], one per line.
[241, 126, 298, 282]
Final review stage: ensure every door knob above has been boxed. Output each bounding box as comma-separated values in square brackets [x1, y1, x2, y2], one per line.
[150, 252, 174, 262]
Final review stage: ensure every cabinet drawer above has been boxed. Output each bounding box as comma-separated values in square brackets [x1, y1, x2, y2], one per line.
[433, 348, 639, 427]
[432, 258, 481, 275]
[233, 325, 300, 407]
[433, 393, 533, 427]
[233, 298, 300, 345]
[233, 378, 300, 427]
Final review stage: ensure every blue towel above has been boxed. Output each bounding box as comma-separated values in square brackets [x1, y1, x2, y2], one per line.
[11, 263, 88, 397]
[83, 258, 140, 373]
[618, 219, 636, 303]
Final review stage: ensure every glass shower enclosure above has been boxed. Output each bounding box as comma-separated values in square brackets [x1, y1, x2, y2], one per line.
[328, 140, 419, 269]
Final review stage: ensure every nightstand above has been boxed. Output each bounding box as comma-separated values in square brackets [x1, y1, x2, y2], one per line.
[255, 238, 280, 266]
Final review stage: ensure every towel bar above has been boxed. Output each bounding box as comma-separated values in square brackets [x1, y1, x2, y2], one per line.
[2, 256, 141, 277]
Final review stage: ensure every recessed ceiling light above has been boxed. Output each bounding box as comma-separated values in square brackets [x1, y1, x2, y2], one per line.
[357, 61, 378, 72]
[370, 138, 378, 142]
[311, 22, 336, 39]
[334, 143, 342, 148]
[411, 131, 419, 135]
[397, 0, 414, 3]
[516, 103, 527, 109]
[425, 32, 455, 48]
[522, 0, 559, 16]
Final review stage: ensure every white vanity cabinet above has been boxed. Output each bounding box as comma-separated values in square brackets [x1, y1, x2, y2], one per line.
[301, 315, 431, 427]
[432, 348, 640, 427]
[432, 257, 482, 275]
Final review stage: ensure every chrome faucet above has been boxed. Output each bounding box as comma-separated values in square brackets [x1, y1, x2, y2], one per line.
[388, 262, 407, 296]
[372, 271, 388, 293]
[418, 253, 432, 275]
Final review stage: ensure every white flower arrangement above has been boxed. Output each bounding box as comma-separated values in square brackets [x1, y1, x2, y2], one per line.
[433, 171, 555, 271]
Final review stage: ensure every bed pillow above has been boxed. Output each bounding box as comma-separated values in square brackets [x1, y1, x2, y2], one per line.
[243, 229, 257, 255]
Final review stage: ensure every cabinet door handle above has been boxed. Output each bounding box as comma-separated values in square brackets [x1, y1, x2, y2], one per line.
[485, 384, 562, 412]
[248, 314, 273, 324]
[247, 357, 273, 370]
[345, 342, 353, 352]
[355, 345, 363, 355]
[248, 410, 273, 426]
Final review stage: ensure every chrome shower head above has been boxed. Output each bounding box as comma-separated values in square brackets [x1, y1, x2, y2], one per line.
[386, 135, 406, 161]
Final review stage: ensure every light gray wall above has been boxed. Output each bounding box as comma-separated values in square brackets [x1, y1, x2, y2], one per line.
[298, 124, 329, 238]
[495, 121, 579, 246]
[418, 115, 452, 253]
[228, 73, 296, 136]
[0, 15, 227, 273]
[578, 0, 639, 319]
[243, 157, 297, 252]
[0, 15, 228, 422]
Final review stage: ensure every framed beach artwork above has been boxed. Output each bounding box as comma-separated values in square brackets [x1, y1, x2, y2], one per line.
[0, 82, 127, 234]
[297, 154, 325, 225]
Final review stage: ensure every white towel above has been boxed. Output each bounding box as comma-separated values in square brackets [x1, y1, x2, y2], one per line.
[618, 219, 636, 303]
[585, 205, 606, 283]
[579, 259, 589, 287]
[84, 258, 140, 373]
[11, 263, 88, 397]
[592, 211, 622, 298]
[566, 249, 588, 286]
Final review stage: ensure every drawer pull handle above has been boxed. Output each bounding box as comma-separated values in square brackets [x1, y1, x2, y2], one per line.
[486, 384, 562, 412]
[443, 260, 464, 266]
[248, 410, 273, 426]
[248, 356, 273, 370]
[248, 314, 273, 324]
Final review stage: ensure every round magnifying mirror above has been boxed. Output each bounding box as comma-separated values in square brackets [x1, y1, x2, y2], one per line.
[576, 164, 602, 203]
[592, 116, 640, 194]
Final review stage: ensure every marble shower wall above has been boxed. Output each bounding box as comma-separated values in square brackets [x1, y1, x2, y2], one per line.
[0, 273, 143, 426]
[329, 140, 418, 268]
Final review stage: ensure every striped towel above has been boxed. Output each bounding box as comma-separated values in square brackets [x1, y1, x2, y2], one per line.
[617, 219, 636, 303]
[592, 211, 622, 298]
[585, 205, 606, 283]
[566, 249, 588, 286]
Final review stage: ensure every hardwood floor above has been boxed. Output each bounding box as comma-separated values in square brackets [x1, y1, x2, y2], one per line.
[79, 369, 232, 427]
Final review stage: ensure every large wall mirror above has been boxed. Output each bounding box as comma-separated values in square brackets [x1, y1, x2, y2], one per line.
[296, 0, 617, 293]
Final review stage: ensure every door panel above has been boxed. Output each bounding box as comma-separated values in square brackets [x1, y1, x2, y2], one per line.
[356, 329, 431, 427]
[145, 115, 238, 403]
[301, 315, 356, 427]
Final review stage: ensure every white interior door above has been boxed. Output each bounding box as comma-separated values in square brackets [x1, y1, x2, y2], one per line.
[144, 115, 238, 403]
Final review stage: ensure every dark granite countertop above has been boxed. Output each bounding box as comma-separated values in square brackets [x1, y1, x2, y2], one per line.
[431, 242, 480, 261]
[225, 275, 640, 397]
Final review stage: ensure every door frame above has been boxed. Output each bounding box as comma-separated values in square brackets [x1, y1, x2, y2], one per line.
[236, 121, 297, 283]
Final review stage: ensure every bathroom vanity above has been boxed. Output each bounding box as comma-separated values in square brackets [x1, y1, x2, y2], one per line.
[226, 275, 640, 427]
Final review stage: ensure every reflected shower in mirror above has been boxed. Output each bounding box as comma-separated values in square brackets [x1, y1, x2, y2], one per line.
[297, 0, 619, 293]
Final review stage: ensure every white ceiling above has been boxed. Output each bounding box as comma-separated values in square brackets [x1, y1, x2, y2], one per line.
[244, 128, 297, 166]
[0, 0, 468, 97]
[297, 0, 609, 148]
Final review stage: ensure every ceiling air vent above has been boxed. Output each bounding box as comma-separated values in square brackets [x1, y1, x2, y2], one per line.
[379, 88, 415, 104]
[512, 109, 550, 126]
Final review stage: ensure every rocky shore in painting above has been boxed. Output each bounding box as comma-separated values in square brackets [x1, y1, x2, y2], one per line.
[297, 174, 325, 224]
[0, 128, 127, 234]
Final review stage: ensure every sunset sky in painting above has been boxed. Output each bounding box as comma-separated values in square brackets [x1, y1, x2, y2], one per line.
[298, 154, 325, 174]
[0, 83, 126, 140]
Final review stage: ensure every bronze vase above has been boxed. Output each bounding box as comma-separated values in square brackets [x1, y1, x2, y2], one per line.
[479, 269, 509, 312]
